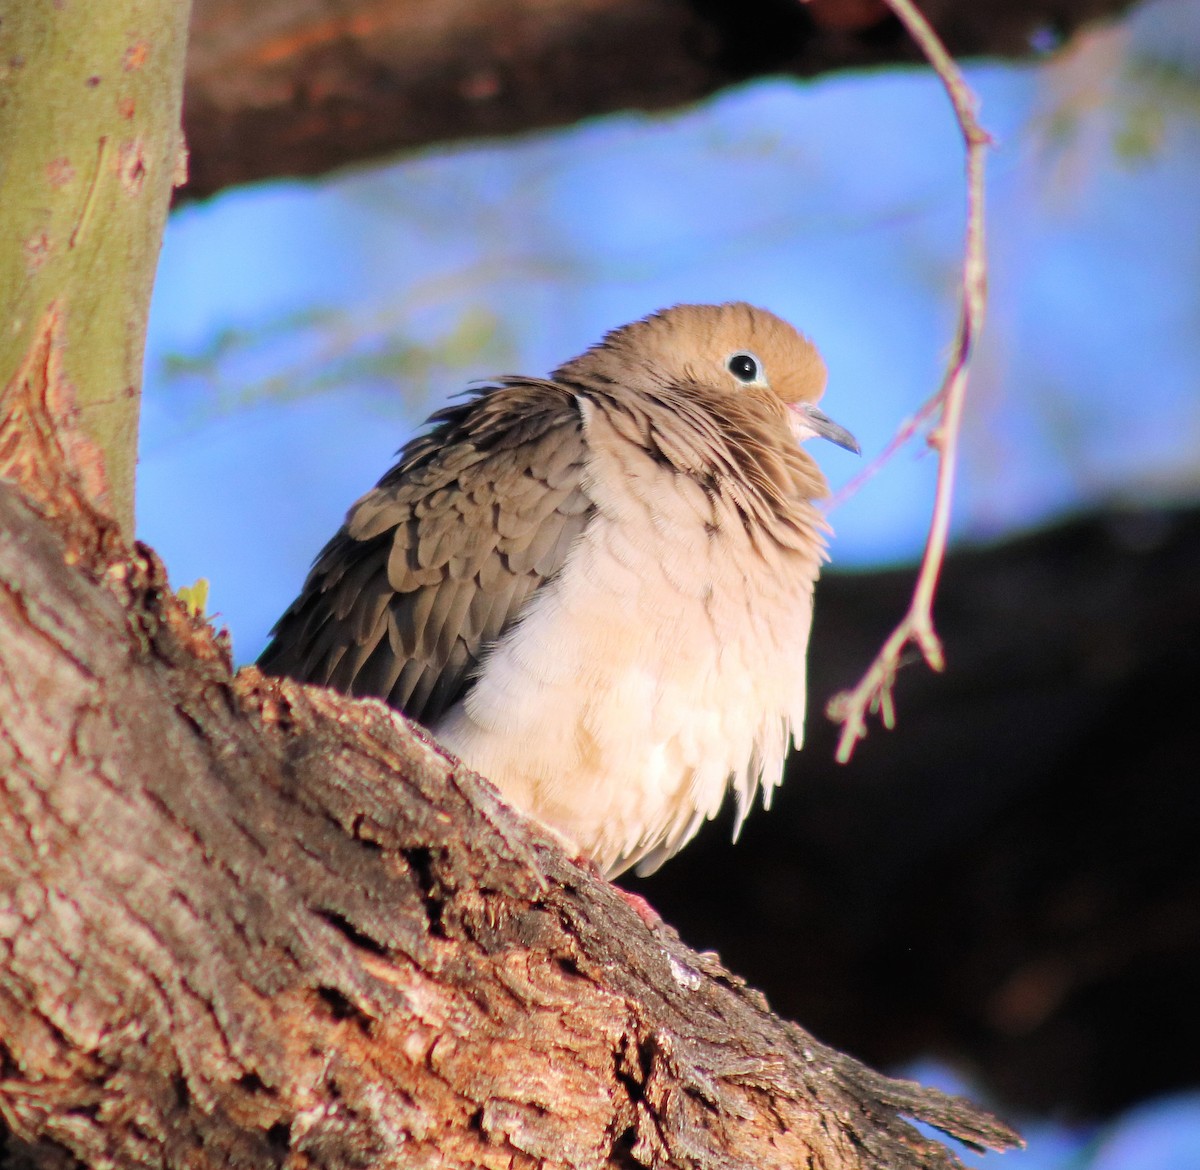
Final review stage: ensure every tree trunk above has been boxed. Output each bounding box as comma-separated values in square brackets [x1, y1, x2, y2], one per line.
[0, 0, 190, 534]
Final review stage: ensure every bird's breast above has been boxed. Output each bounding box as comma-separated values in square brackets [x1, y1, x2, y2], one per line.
[431, 396, 826, 875]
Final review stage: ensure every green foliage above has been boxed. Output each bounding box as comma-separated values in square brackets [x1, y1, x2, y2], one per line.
[1115, 60, 1200, 163]
[158, 302, 514, 420]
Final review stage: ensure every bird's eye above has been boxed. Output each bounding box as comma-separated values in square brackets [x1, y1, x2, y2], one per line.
[727, 352, 760, 383]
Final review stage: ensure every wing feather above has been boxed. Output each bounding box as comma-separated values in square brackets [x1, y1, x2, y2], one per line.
[258, 380, 594, 726]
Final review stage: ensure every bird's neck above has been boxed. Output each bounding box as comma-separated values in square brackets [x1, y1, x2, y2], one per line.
[571, 376, 830, 554]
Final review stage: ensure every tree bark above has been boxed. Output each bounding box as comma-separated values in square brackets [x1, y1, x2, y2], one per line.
[0, 366, 1020, 1167]
[182, 0, 1143, 199]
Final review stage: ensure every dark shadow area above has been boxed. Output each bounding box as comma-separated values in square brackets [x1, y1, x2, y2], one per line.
[629, 505, 1200, 1116]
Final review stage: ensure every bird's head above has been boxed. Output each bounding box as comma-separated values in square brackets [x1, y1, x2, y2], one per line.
[556, 302, 859, 456]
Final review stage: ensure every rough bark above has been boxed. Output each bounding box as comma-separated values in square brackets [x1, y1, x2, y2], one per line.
[632, 504, 1200, 1118]
[0, 0, 191, 534]
[182, 0, 1142, 199]
[0, 352, 1020, 1168]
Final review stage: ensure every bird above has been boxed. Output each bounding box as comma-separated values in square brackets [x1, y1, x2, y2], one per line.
[258, 302, 858, 877]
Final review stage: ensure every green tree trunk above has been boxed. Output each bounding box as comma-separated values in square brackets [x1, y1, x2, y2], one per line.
[0, 0, 191, 534]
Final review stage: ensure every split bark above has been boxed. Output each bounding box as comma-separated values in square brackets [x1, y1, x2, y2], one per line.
[0, 0, 190, 535]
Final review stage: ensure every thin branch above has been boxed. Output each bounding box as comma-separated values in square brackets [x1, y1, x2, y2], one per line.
[823, 393, 941, 512]
[824, 0, 992, 762]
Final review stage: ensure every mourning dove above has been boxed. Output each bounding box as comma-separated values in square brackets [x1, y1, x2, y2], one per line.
[259, 303, 858, 877]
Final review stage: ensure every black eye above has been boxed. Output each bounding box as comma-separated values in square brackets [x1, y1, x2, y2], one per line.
[727, 352, 759, 383]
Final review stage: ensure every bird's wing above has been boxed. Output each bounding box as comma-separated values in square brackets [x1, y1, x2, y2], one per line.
[258, 380, 594, 724]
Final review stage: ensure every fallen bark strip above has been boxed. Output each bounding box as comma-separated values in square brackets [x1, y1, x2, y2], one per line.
[0, 327, 1020, 1169]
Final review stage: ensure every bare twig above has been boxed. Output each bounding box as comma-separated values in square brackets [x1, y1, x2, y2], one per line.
[823, 0, 992, 762]
[823, 393, 941, 513]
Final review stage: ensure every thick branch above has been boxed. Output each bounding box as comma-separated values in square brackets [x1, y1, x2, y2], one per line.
[182, 0, 1142, 198]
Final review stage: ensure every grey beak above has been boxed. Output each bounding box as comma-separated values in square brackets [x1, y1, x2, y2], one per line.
[795, 402, 861, 455]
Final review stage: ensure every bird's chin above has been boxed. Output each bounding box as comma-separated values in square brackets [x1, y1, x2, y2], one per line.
[787, 408, 821, 446]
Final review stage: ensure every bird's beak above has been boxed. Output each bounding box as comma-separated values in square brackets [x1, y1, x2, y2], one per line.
[789, 402, 861, 455]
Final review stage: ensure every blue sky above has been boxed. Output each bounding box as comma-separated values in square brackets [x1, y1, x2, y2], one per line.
[140, 3, 1199, 666]
[137, 8, 1199, 1160]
